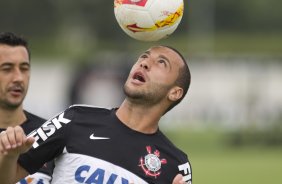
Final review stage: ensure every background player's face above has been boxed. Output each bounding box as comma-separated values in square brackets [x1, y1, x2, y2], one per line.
[0, 44, 30, 109]
[124, 46, 184, 105]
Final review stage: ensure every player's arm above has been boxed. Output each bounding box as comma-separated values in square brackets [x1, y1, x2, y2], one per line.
[0, 126, 34, 184]
[173, 174, 189, 184]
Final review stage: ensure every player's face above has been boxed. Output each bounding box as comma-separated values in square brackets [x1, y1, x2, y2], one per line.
[124, 46, 184, 105]
[0, 44, 30, 109]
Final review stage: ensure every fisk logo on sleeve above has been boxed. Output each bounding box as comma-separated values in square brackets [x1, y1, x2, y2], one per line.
[178, 162, 192, 183]
[28, 112, 71, 148]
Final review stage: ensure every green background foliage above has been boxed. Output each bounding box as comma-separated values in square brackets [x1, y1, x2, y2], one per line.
[0, 0, 281, 58]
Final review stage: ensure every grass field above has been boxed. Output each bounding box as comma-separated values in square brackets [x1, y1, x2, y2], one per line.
[164, 129, 282, 184]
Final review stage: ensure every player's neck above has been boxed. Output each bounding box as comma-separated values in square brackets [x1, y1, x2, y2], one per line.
[116, 100, 163, 134]
[0, 106, 26, 128]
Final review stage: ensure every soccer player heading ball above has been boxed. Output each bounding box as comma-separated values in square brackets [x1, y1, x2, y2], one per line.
[0, 45, 192, 184]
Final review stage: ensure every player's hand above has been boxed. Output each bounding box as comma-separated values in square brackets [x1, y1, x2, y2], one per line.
[172, 174, 188, 184]
[0, 126, 34, 156]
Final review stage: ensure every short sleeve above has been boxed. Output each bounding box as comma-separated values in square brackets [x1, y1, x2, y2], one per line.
[18, 107, 75, 174]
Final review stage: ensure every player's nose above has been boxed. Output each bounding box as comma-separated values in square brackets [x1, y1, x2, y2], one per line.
[140, 59, 151, 70]
[12, 68, 24, 82]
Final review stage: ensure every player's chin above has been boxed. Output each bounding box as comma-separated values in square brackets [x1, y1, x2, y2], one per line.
[6, 99, 24, 108]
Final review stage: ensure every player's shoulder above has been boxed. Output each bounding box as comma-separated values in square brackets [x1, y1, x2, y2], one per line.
[158, 130, 188, 159]
[63, 104, 116, 127]
[22, 111, 47, 134]
[69, 104, 112, 111]
[67, 104, 114, 116]
[24, 110, 46, 123]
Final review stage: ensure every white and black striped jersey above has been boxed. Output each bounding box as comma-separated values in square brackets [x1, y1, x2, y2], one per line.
[18, 106, 192, 184]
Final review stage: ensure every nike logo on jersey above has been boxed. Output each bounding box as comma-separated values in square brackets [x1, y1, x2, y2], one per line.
[89, 133, 110, 140]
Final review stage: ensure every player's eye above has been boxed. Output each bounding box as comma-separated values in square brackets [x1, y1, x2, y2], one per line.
[0, 64, 13, 72]
[20, 64, 30, 72]
[140, 54, 148, 59]
[1, 67, 12, 72]
[158, 59, 167, 67]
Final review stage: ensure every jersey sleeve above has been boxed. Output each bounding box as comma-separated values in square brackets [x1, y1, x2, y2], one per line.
[18, 107, 75, 174]
[158, 131, 193, 183]
[177, 155, 192, 184]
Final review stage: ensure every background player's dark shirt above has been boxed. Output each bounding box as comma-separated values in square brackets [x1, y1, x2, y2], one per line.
[0, 110, 54, 183]
[18, 105, 192, 184]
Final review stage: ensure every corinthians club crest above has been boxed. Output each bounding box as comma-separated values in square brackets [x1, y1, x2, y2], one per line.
[139, 146, 167, 178]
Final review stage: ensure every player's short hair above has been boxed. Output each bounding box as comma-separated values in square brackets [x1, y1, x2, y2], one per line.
[162, 45, 191, 114]
[0, 32, 30, 59]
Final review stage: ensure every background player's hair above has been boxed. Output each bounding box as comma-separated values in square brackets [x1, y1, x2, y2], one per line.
[0, 32, 30, 60]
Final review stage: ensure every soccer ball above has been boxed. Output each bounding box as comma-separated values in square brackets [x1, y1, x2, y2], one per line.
[114, 0, 184, 42]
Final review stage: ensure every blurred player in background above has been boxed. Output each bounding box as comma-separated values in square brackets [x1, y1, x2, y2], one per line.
[0, 32, 53, 184]
[0, 45, 192, 184]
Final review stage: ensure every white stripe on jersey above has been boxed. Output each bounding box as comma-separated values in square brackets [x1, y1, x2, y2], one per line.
[51, 148, 148, 184]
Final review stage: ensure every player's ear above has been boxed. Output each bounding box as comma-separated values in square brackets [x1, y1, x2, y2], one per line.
[168, 86, 183, 102]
